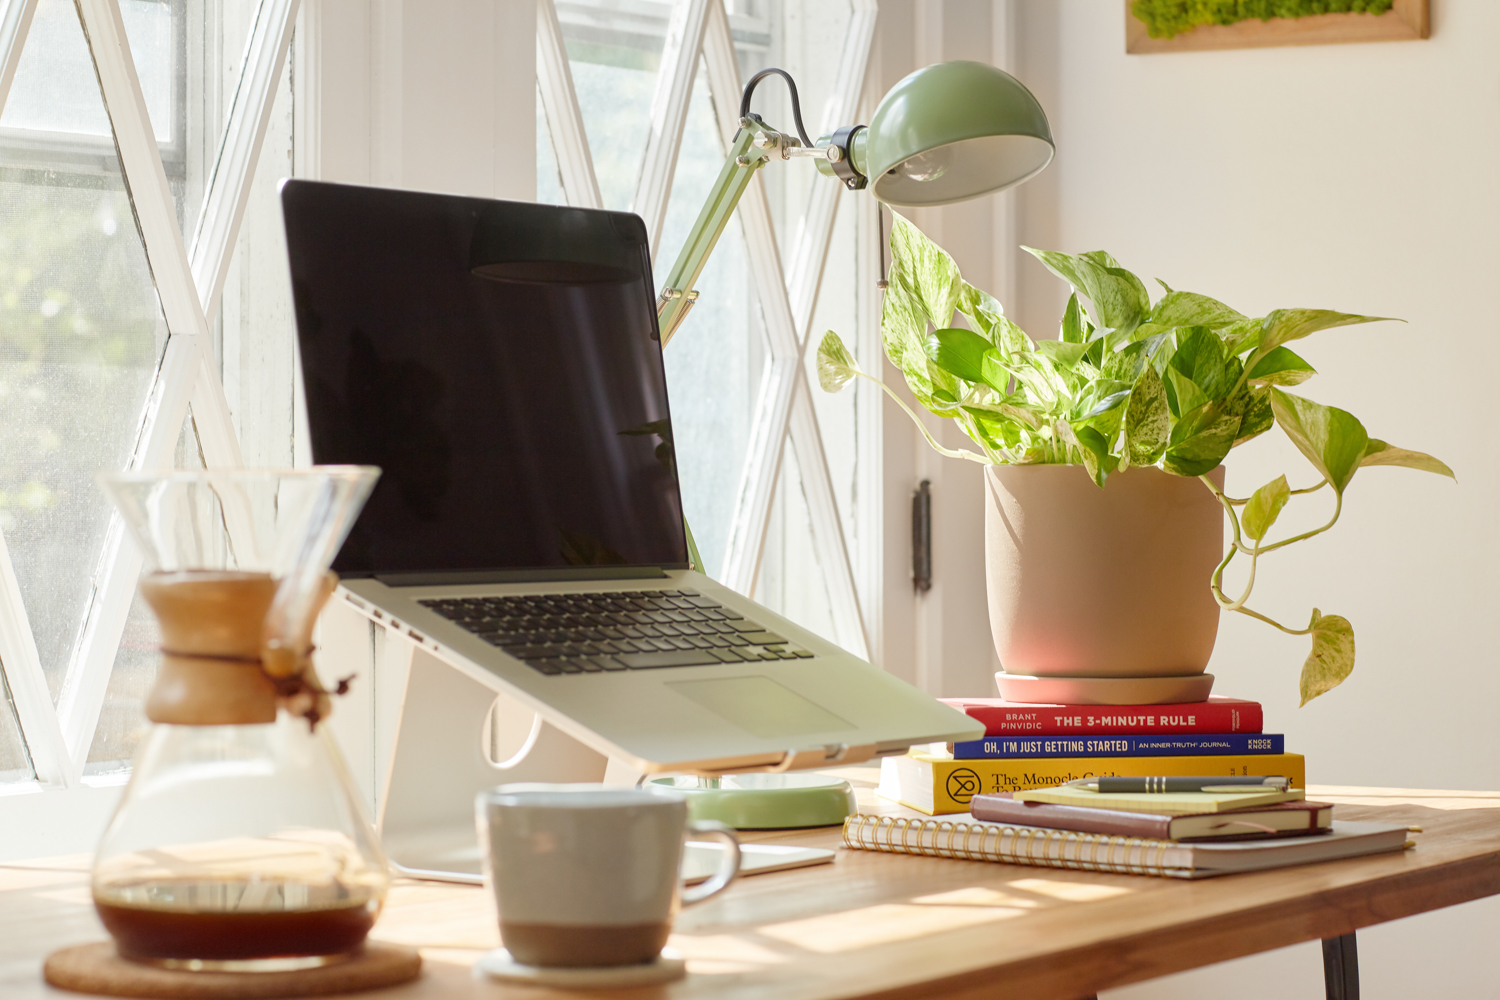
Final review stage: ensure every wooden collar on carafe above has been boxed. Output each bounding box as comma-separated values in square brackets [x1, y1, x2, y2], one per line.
[140, 571, 338, 726]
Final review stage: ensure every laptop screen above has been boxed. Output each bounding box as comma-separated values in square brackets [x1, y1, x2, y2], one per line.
[282, 180, 689, 575]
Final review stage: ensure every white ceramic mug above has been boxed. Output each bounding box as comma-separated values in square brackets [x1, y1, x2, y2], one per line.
[476, 784, 740, 968]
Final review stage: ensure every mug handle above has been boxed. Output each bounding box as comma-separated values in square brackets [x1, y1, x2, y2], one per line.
[680, 820, 741, 905]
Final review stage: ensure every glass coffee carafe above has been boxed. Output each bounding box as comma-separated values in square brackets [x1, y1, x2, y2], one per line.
[93, 467, 384, 972]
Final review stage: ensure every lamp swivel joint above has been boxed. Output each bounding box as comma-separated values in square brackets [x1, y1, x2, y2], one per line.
[824, 125, 868, 190]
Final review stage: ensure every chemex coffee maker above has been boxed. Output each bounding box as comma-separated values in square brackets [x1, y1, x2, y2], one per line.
[81, 468, 405, 978]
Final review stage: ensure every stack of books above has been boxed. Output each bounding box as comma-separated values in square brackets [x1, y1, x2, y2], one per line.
[857, 695, 1416, 878]
[880, 695, 1305, 814]
[843, 781, 1413, 879]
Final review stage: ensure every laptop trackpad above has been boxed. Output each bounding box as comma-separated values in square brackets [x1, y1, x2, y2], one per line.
[667, 676, 854, 739]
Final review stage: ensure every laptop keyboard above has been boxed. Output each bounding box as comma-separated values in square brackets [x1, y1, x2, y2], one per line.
[418, 589, 812, 676]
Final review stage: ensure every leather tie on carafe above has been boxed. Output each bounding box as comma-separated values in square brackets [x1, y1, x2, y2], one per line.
[142, 571, 340, 726]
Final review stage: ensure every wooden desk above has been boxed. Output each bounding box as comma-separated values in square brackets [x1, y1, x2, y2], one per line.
[5, 777, 1500, 1000]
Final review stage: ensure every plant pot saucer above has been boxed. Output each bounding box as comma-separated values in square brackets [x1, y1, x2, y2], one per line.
[994, 672, 1215, 706]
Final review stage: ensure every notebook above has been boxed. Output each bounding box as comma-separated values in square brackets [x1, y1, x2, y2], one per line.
[1013, 785, 1305, 815]
[971, 794, 1333, 841]
[841, 815, 1412, 879]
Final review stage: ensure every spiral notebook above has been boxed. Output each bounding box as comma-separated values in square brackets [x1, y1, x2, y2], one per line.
[841, 814, 1412, 879]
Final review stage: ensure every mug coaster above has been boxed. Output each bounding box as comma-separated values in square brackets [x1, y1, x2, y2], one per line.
[473, 947, 686, 989]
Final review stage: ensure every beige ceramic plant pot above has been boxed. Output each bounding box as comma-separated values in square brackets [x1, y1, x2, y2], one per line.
[984, 463, 1225, 705]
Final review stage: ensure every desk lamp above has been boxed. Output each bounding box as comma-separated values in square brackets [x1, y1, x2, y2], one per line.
[642, 60, 1055, 828]
[656, 59, 1053, 344]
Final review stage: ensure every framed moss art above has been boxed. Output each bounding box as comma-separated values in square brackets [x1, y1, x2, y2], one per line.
[1125, 0, 1429, 53]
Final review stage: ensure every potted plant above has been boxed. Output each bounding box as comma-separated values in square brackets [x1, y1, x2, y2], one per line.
[818, 214, 1451, 706]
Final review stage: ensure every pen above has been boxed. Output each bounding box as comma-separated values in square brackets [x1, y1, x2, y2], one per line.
[1066, 776, 1290, 793]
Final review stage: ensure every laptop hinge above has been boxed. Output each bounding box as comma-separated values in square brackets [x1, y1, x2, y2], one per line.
[374, 566, 672, 587]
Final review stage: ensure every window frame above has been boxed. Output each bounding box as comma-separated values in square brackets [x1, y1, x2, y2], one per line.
[0, 0, 295, 830]
[537, 0, 881, 660]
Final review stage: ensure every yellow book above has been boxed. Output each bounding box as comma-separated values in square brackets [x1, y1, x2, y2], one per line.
[878, 751, 1307, 815]
[1014, 785, 1305, 815]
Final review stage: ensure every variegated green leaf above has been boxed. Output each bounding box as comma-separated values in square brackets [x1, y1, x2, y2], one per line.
[1163, 403, 1240, 477]
[1123, 365, 1169, 468]
[1259, 309, 1392, 355]
[1230, 384, 1274, 446]
[1269, 389, 1369, 495]
[926, 327, 994, 384]
[1022, 246, 1149, 337]
[1035, 339, 1088, 369]
[890, 212, 960, 327]
[957, 281, 1005, 338]
[1150, 290, 1247, 329]
[1300, 611, 1355, 706]
[1061, 293, 1086, 344]
[1360, 439, 1455, 479]
[1165, 366, 1209, 419]
[1247, 346, 1316, 386]
[1242, 474, 1290, 542]
[816, 331, 859, 393]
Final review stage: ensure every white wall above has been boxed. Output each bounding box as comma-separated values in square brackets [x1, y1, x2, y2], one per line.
[307, 0, 535, 200]
[1008, 2, 1500, 996]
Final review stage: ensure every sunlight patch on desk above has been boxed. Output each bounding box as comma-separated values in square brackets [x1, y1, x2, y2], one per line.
[911, 886, 1041, 908]
[1311, 786, 1500, 810]
[1006, 878, 1134, 902]
[0, 869, 88, 891]
[413, 946, 487, 968]
[676, 934, 792, 975]
[35, 886, 91, 906]
[759, 901, 1023, 953]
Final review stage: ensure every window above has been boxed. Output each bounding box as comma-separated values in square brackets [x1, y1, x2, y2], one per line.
[537, 0, 881, 660]
[0, 0, 297, 811]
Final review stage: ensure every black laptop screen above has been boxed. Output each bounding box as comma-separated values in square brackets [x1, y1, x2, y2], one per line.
[282, 180, 689, 575]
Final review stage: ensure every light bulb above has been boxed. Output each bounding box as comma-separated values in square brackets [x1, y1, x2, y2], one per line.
[893, 147, 952, 183]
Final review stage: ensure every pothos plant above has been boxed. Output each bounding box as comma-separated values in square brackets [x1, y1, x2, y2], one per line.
[817, 214, 1453, 705]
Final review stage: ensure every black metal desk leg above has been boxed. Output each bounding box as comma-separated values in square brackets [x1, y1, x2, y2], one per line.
[1322, 932, 1359, 1000]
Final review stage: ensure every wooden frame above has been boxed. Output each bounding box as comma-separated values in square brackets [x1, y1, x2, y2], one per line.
[1125, 0, 1429, 54]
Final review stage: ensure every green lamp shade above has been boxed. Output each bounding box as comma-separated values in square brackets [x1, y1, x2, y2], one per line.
[861, 60, 1054, 208]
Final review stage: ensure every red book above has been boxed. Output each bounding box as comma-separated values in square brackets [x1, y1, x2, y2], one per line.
[939, 696, 1263, 736]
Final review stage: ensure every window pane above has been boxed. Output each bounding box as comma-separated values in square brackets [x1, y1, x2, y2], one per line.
[805, 190, 862, 572]
[0, 664, 35, 783]
[732, 1, 853, 263]
[0, 0, 173, 142]
[755, 443, 839, 643]
[86, 412, 203, 772]
[0, 0, 171, 703]
[558, 0, 669, 211]
[658, 69, 762, 580]
[536, 86, 565, 206]
[220, 46, 293, 468]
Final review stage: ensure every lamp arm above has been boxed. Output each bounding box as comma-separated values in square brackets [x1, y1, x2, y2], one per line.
[655, 117, 860, 345]
[656, 125, 768, 346]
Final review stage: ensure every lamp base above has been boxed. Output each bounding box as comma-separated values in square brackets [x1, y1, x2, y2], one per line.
[648, 774, 857, 829]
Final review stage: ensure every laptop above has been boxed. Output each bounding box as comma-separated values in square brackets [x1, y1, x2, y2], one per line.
[281, 178, 982, 776]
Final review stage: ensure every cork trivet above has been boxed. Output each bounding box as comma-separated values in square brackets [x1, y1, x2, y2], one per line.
[43, 941, 421, 998]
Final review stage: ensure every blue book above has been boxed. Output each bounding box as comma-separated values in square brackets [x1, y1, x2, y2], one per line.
[951, 733, 1284, 759]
